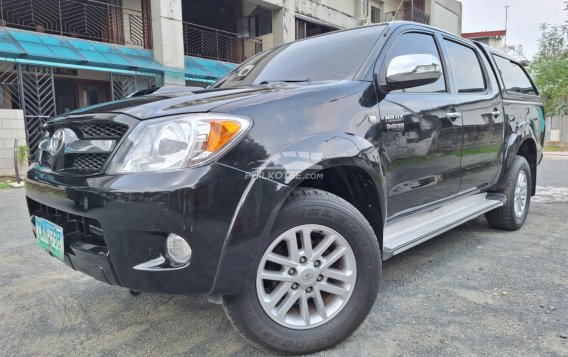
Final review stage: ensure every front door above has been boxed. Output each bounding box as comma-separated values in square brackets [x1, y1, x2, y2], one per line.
[378, 31, 463, 217]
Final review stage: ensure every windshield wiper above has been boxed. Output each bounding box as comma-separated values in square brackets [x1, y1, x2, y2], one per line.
[259, 79, 311, 85]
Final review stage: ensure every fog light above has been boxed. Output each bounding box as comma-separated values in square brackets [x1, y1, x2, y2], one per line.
[166, 234, 192, 266]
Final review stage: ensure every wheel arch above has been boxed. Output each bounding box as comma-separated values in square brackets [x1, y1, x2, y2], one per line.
[516, 138, 537, 196]
[296, 164, 385, 250]
[209, 134, 386, 296]
[501, 130, 538, 197]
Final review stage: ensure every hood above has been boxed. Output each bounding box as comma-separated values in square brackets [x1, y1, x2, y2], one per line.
[60, 86, 297, 120]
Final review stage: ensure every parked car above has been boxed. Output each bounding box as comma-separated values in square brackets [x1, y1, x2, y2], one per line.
[26, 21, 544, 355]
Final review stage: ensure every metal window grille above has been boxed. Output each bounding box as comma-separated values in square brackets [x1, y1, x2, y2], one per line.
[0, 0, 152, 48]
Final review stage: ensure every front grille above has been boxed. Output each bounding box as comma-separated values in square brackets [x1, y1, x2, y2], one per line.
[27, 197, 106, 248]
[49, 122, 128, 139]
[71, 153, 109, 172]
[39, 119, 132, 175]
[74, 122, 128, 139]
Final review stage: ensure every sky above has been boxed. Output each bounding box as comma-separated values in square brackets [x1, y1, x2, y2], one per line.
[461, 0, 567, 59]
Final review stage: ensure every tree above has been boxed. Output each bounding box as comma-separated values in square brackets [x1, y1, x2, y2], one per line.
[530, 23, 568, 114]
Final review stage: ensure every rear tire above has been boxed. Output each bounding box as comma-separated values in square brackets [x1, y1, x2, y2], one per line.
[222, 188, 381, 355]
[486, 155, 532, 230]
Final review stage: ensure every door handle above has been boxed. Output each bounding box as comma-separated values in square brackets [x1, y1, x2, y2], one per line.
[446, 112, 462, 121]
[492, 110, 502, 117]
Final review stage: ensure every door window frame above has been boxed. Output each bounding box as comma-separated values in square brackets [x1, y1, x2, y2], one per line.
[439, 36, 491, 96]
[491, 53, 540, 99]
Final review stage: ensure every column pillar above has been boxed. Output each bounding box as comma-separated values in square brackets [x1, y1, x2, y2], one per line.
[150, 0, 185, 85]
[272, 0, 295, 46]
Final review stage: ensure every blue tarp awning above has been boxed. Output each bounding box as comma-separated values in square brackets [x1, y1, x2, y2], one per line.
[0, 27, 235, 80]
[185, 56, 237, 82]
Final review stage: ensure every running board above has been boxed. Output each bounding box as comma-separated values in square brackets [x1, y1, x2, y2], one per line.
[382, 193, 506, 260]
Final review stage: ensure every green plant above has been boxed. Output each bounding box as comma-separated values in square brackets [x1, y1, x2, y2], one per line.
[17, 145, 29, 170]
[530, 21, 568, 115]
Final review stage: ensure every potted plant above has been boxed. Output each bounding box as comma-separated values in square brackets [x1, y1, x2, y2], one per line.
[10, 143, 29, 188]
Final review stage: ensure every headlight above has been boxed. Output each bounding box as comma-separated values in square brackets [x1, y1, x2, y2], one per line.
[108, 113, 252, 173]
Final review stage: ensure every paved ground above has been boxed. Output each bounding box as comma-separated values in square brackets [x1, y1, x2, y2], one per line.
[1, 153, 567, 356]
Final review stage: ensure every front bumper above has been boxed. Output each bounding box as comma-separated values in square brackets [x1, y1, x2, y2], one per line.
[25, 162, 254, 295]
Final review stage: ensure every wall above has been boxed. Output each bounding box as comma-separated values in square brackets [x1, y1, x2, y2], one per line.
[295, 0, 359, 29]
[383, 0, 403, 20]
[0, 109, 26, 176]
[429, 0, 461, 35]
[320, 0, 357, 16]
[545, 115, 568, 149]
[257, 33, 275, 50]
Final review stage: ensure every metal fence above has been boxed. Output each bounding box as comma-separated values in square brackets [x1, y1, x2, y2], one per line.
[183, 22, 262, 64]
[385, 8, 430, 24]
[0, 0, 152, 48]
[545, 115, 568, 149]
[0, 61, 159, 159]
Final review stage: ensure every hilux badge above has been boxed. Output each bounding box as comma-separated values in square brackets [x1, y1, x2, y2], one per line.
[50, 129, 66, 154]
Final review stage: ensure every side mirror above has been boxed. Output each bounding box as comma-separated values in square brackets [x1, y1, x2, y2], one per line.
[385, 54, 442, 91]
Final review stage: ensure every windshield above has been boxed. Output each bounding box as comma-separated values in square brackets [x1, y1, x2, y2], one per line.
[212, 25, 385, 89]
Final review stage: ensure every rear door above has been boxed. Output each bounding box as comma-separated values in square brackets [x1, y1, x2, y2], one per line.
[377, 30, 463, 216]
[441, 38, 504, 192]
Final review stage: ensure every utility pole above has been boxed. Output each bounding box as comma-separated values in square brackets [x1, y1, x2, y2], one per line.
[504, 4, 510, 49]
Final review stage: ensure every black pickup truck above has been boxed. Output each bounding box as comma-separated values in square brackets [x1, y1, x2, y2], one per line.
[25, 22, 544, 354]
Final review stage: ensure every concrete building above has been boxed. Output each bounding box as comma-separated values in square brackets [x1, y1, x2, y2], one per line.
[462, 30, 506, 50]
[0, 0, 462, 175]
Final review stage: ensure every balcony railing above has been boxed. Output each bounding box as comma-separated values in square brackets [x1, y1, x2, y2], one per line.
[183, 22, 262, 64]
[0, 0, 152, 48]
[385, 8, 430, 25]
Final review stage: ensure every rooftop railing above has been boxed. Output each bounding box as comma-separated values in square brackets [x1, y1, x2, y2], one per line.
[183, 22, 262, 64]
[0, 0, 152, 48]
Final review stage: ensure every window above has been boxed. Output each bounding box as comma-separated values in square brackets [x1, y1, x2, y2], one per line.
[444, 40, 485, 93]
[248, 7, 273, 37]
[295, 18, 335, 40]
[492, 55, 537, 95]
[371, 6, 381, 23]
[386, 32, 446, 93]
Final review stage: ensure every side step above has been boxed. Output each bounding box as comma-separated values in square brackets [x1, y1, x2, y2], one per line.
[382, 193, 506, 260]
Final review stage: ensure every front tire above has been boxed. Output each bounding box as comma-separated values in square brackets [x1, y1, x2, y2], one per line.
[222, 188, 381, 355]
[486, 155, 532, 230]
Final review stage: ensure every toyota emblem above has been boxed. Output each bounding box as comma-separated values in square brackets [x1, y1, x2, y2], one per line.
[50, 129, 66, 154]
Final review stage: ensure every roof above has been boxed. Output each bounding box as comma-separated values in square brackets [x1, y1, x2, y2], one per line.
[462, 30, 506, 39]
[0, 27, 235, 81]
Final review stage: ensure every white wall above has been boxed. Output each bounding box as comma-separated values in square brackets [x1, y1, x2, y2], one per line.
[430, 0, 462, 35]
[295, 0, 359, 29]
[320, 0, 357, 16]
[431, 3, 458, 34]
[0, 109, 26, 176]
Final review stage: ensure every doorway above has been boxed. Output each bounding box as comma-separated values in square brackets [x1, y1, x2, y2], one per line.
[54, 79, 110, 114]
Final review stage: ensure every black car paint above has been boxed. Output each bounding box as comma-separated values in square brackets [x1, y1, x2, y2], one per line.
[25, 22, 544, 296]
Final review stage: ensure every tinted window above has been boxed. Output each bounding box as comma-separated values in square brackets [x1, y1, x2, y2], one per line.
[386, 32, 446, 93]
[492, 55, 537, 95]
[213, 26, 384, 88]
[444, 40, 486, 93]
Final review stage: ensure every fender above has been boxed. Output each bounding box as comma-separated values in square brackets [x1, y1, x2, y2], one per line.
[209, 133, 386, 295]
[499, 120, 540, 194]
